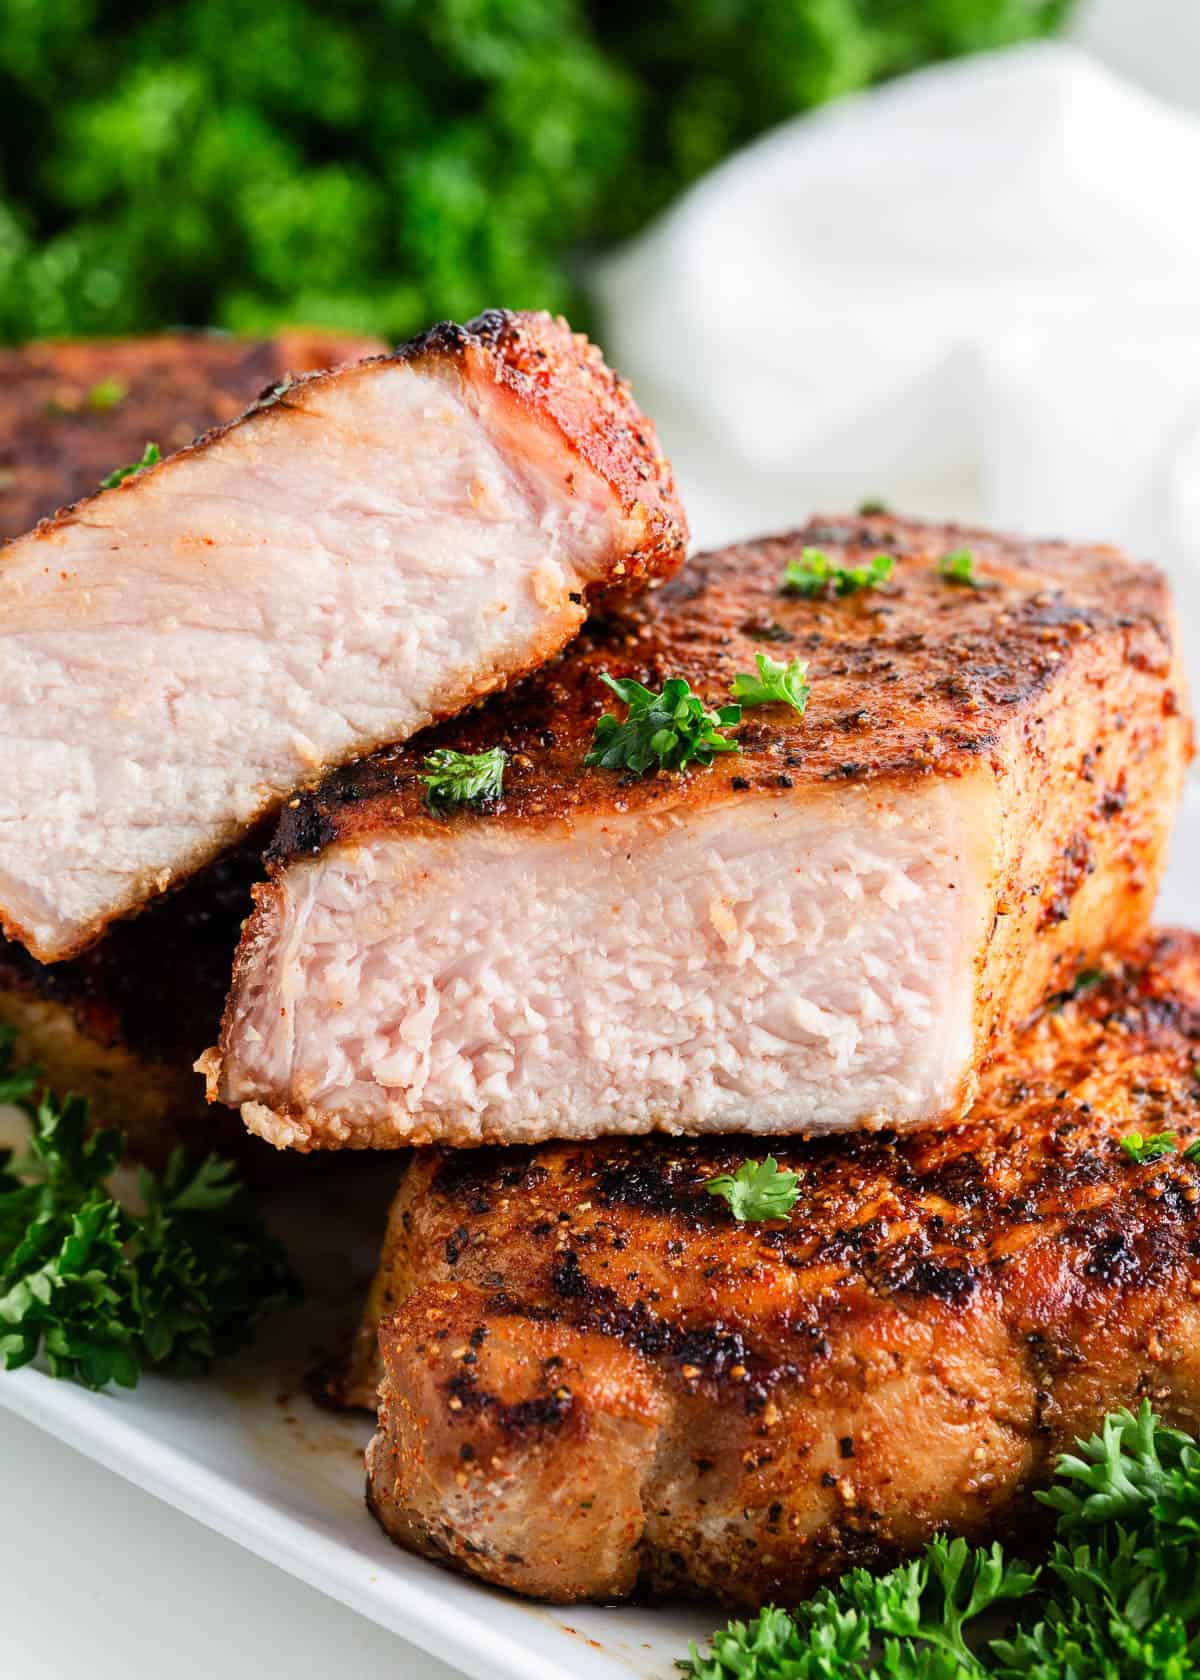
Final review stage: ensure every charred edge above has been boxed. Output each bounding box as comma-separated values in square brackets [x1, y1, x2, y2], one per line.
[541, 1251, 798, 1413]
[267, 793, 338, 862]
[445, 1367, 574, 1437]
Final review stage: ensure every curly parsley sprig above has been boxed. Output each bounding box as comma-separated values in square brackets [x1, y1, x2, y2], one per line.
[100, 440, 160, 489]
[684, 1401, 1200, 1679]
[421, 746, 507, 808]
[731, 653, 810, 716]
[0, 1028, 300, 1390]
[585, 673, 741, 776]
[1121, 1131, 1200, 1165]
[704, 1157, 800, 1222]
[781, 547, 894, 598]
[938, 548, 995, 590]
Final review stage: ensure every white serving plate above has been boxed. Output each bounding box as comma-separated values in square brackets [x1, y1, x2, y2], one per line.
[2, 780, 1197, 1680]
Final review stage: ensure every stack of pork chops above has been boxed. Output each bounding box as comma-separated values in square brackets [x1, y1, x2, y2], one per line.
[2, 312, 1197, 1609]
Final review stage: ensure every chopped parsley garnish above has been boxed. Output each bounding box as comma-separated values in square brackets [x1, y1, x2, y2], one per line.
[0, 1028, 299, 1390]
[780, 546, 894, 598]
[85, 378, 127, 412]
[1121, 1130, 1200, 1165]
[684, 1400, 1200, 1679]
[730, 652, 810, 716]
[858, 497, 889, 515]
[586, 673, 740, 775]
[100, 440, 160, 488]
[1049, 966, 1107, 1013]
[704, 1157, 799, 1222]
[420, 746, 507, 807]
[938, 547, 989, 588]
[1121, 1131, 1180, 1164]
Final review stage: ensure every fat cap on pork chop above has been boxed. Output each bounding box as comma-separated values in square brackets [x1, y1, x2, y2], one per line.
[206, 515, 1192, 1150]
[0, 309, 685, 962]
[358, 930, 1200, 1606]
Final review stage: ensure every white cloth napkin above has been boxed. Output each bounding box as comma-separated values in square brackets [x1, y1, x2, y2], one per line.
[593, 41, 1200, 704]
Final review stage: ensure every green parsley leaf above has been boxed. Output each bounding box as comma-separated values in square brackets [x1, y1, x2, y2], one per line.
[585, 673, 741, 776]
[100, 440, 160, 489]
[781, 546, 894, 598]
[420, 746, 507, 807]
[858, 498, 889, 516]
[704, 1157, 799, 1222]
[730, 653, 810, 715]
[85, 378, 127, 412]
[1048, 967, 1107, 1014]
[0, 1026, 300, 1390]
[685, 1400, 1200, 1680]
[938, 548, 989, 588]
[1121, 1131, 1178, 1165]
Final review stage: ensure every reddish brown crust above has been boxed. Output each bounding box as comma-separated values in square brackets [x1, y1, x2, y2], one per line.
[270, 515, 1187, 857]
[6, 310, 686, 595]
[0, 330, 385, 542]
[396, 310, 686, 587]
[363, 931, 1200, 1605]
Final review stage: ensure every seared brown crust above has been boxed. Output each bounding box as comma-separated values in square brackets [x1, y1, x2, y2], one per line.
[7, 310, 685, 593]
[363, 931, 1200, 1604]
[271, 514, 1185, 854]
[0, 329, 384, 542]
[217, 516, 1189, 1148]
[392, 309, 685, 589]
[0, 848, 259, 1166]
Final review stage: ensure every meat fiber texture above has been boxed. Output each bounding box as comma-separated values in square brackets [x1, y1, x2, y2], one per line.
[358, 931, 1200, 1606]
[207, 515, 1192, 1150]
[0, 308, 685, 962]
[0, 329, 382, 1166]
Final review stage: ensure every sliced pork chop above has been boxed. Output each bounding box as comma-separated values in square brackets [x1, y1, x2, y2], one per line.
[0, 329, 376, 1165]
[206, 516, 1192, 1150]
[0, 309, 685, 961]
[0, 329, 385, 543]
[360, 931, 1200, 1606]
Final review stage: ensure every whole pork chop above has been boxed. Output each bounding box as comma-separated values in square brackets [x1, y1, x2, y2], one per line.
[359, 931, 1200, 1606]
[0, 309, 684, 961]
[206, 516, 1191, 1149]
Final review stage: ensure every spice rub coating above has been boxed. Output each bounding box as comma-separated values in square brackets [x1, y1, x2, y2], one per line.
[209, 517, 1190, 1151]
[271, 514, 1184, 844]
[361, 931, 1200, 1605]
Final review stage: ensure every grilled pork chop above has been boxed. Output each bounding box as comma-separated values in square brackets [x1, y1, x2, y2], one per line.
[0, 330, 384, 543]
[206, 517, 1191, 1150]
[0, 309, 684, 962]
[359, 931, 1200, 1606]
[0, 331, 379, 1161]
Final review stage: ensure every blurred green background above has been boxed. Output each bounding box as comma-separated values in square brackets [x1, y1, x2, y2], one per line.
[0, 0, 1074, 344]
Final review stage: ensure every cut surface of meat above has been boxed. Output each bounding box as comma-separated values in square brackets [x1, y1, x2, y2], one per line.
[0, 329, 385, 543]
[359, 930, 1200, 1605]
[0, 309, 684, 961]
[207, 516, 1191, 1150]
[0, 330, 378, 1163]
